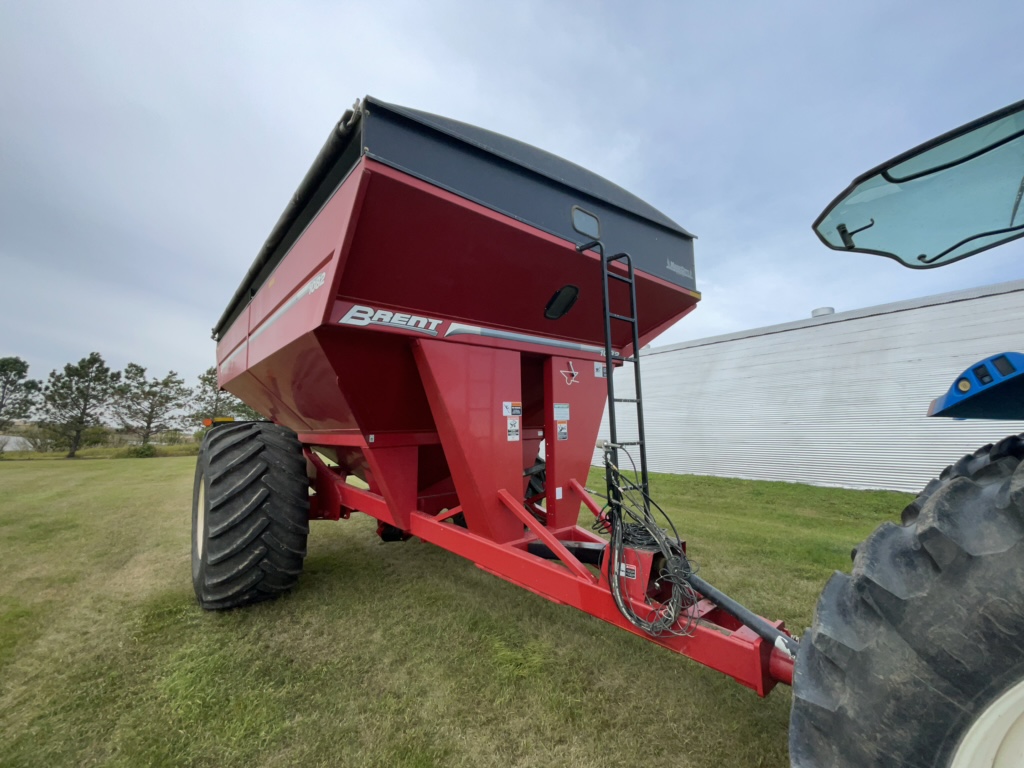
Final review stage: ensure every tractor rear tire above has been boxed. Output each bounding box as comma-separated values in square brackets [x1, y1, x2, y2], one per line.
[789, 433, 1024, 767]
[192, 422, 310, 610]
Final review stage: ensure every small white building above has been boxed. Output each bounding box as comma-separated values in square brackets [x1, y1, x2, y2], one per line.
[0, 436, 31, 451]
[599, 279, 1024, 493]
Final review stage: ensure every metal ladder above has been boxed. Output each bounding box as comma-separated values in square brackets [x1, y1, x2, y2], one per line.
[576, 240, 650, 511]
[576, 242, 801, 657]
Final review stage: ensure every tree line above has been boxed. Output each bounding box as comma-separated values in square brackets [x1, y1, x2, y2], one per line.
[0, 354, 260, 457]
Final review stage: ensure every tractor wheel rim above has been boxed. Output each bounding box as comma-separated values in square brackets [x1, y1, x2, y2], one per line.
[952, 677, 1024, 767]
[196, 475, 206, 560]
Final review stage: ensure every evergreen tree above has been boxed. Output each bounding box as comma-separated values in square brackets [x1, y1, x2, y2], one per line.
[0, 356, 40, 430]
[191, 366, 264, 424]
[38, 353, 119, 458]
[113, 364, 191, 445]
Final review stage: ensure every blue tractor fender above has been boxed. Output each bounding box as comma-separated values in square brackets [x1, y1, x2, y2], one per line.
[929, 352, 1024, 420]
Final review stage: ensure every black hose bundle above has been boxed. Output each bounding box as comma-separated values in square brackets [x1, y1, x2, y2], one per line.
[593, 445, 699, 637]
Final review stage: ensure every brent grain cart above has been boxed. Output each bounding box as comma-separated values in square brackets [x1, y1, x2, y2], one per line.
[196, 96, 1024, 767]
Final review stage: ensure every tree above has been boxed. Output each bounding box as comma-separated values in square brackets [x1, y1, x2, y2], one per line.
[38, 352, 120, 458]
[0, 356, 40, 430]
[113, 364, 191, 445]
[191, 366, 264, 425]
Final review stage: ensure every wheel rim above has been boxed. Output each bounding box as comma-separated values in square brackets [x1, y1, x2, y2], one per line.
[952, 678, 1024, 767]
[196, 474, 206, 560]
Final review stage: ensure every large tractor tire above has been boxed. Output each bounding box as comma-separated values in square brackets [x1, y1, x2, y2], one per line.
[192, 422, 310, 610]
[790, 434, 1024, 767]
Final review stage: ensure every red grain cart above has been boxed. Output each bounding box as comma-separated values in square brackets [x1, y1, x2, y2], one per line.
[195, 97, 1024, 767]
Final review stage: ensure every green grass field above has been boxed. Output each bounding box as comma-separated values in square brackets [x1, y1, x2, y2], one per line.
[1, 443, 199, 461]
[0, 458, 912, 767]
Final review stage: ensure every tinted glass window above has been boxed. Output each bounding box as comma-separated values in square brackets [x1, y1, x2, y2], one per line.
[815, 104, 1024, 268]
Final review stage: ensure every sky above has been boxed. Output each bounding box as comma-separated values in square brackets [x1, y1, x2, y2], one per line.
[2, 0, 1023, 385]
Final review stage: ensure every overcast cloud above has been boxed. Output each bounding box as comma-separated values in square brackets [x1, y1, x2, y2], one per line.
[2, 0, 1023, 384]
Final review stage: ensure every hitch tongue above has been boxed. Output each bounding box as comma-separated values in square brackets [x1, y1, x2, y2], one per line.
[686, 572, 800, 658]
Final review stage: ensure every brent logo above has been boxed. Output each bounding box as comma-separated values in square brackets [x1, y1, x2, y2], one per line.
[340, 304, 444, 335]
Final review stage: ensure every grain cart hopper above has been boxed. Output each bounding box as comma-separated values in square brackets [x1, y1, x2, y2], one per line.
[197, 96, 796, 699]
[195, 96, 1024, 766]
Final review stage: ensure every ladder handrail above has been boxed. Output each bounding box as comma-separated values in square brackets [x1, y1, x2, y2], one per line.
[576, 239, 650, 512]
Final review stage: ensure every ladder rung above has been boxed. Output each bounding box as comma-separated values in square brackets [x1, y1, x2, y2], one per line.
[599, 249, 649, 518]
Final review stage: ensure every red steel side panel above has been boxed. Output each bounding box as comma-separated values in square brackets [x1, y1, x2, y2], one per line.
[218, 157, 699, 435]
[246, 169, 365, 370]
[542, 355, 609, 529]
[337, 161, 698, 355]
[362, 446, 418, 530]
[217, 161, 370, 427]
[413, 339, 524, 543]
[217, 304, 250, 381]
[317, 328, 435, 434]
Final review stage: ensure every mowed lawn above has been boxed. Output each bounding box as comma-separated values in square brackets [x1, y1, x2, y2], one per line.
[0, 458, 913, 767]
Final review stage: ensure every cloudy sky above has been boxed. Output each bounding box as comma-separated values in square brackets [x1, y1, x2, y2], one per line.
[2, 0, 1023, 385]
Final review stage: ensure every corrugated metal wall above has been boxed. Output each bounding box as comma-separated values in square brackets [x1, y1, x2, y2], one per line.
[595, 280, 1024, 492]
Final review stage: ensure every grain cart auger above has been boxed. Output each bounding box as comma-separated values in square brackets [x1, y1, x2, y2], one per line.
[194, 95, 1024, 766]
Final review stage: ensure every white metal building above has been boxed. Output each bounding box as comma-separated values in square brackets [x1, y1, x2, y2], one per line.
[598, 279, 1024, 493]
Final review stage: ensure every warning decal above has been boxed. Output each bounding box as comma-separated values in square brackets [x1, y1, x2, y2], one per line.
[507, 417, 520, 441]
[617, 563, 637, 580]
[595, 362, 607, 378]
[502, 401, 523, 416]
[556, 421, 568, 441]
[560, 361, 580, 385]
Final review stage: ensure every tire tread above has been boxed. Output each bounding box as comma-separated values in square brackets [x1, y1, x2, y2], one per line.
[790, 433, 1024, 767]
[192, 422, 309, 610]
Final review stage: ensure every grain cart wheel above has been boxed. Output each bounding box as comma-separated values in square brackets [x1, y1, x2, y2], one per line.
[192, 422, 310, 610]
[524, 457, 547, 521]
[525, 457, 547, 500]
[790, 434, 1024, 767]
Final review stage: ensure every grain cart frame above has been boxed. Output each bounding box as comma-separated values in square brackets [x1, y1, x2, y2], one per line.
[195, 96, 1024, 767]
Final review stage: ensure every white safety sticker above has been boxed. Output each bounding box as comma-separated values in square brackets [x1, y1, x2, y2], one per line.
[618, 563, 637, 580]
[553, 403, 570, 421]
[502, 401, 523, 416]
[556, 421, 568, 441]
[507, 417, 520, 442]
[595, 362, 607, 378]
[555, 487, 563, 500]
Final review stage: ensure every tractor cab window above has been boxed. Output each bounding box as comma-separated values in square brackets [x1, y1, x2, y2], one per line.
[814, 100, 1024, 268]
